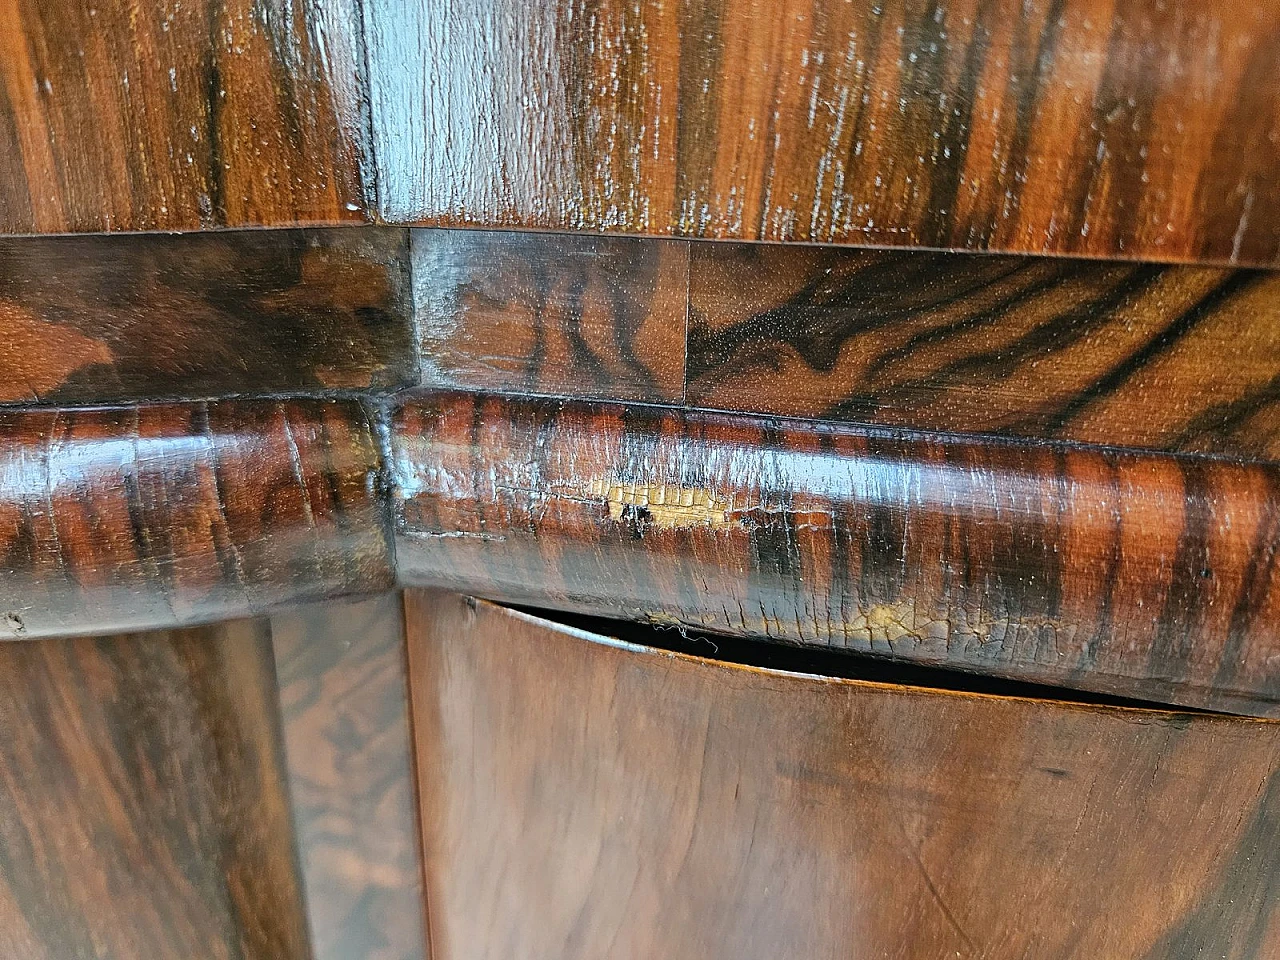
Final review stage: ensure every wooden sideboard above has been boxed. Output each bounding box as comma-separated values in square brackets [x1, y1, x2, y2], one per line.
[1, 1, 1279, 957]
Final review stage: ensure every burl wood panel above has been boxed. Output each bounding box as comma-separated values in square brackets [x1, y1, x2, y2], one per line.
[0, 228, 413, 404]
[688, 244, 1280, 459]
[414, 229, 687, 402]
[408, 593, 1280, 960]
[0, 619, 310, 960]
[273, 595, 428, 960]
[366, 0, 1280, 265]
[0, 398, 391, 639]
[0, 0, 369, 233]
[391, 392, 1280, 716]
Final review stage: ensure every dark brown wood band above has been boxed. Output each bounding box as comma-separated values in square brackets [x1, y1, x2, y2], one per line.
[390, 391, 1280, 716]
[0, 398, 393, 639]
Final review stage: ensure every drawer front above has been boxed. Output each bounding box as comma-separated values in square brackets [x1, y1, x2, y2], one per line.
[407, 591, 1280, 960]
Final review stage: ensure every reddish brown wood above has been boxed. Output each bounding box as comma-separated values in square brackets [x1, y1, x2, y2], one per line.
[366, 0, 1280, 265]
[0, 398, 392, 638]
[687, 244, 1280, 459]
[390, 391, 1280, 716]
[0, 228, 413, 404]
[0, 0, 369, 233]
[2, 1, 1276, 264]
[407, 592, 1280, 960]
[414, 229, 688, 402]
[272, 595, 428, 960]
[0, 619, 310, 960]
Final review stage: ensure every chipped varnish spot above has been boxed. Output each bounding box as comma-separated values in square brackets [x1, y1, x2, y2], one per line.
[586, 479, 736, 531]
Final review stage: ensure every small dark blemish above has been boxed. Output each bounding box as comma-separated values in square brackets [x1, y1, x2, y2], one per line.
[1038, 767, 1071, 779]
[618, 504, 652, 540]
[2, 612, 26, 636]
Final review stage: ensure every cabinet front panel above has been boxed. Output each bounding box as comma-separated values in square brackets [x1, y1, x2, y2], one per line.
[407, 591, 1280, 960]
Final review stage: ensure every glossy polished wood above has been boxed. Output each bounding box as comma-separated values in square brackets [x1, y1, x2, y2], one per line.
[0, 619, 310, 959]
[2, 2, 1276, 264]
[408, 593, 1280, 959]
[391, 391, 1280, 715]
[0, 228, 413, 404]
[0, 398, 391, 638]
[6, 224, 1280, 460]
[366, 0, 1280, 265]
[273, 595, 428, 960]
[408, 231, 1280, 459]
[688, 244, 1280, 458]
[415, 229, 687, 401]
[0, 0, 369, 233]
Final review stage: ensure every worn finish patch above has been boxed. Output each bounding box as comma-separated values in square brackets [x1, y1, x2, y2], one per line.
[586, 479, 737, 531]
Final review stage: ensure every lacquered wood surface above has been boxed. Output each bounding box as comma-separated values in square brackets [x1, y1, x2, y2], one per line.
[366, 0, 1280, 265]
[408, 592, 1280, 960]
[410, 229, 1280, 459]
[391, 391, 1280, 715]
[0, 228, 413, 404]
[0, 619, 310, 960]
[415, 229, 687, 402]
[7, 225, 1280, 460]
[0, 0, 368, 233]
[0, 398, 391, 638]
[687, 244, 1280, 458]
[2, 2, 1277, 264]
[4, 381, 1280, 715]
[273, 595, 428, 960]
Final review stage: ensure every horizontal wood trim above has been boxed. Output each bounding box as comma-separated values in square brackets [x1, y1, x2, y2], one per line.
[411, 228, 1280, 460]
[0, 228, 414, 404]
[687, 243, 1280, 459]
[390, 391, 1280, 716]
[408, 592, 1280, 959]
[0, 398, 393, 638]
[5, 225, 1280, 463]
[4, 1, 1279, 264]
[5, 383, 1280, 717]
[414, 229, 688, 402]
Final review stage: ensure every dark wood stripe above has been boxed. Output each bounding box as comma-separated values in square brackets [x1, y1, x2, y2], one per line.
[414, 229, 687, 402]
[390, 391, 1280, 716]
[364, 0, 1280, 265]
[0, 228, 413, 404]
[0, 619, 310, 959]
[686, 244, 1280, 459]
[0, 398, 392, 638]
[408, 593, 1280, 960]
[272, 595, 428, 960]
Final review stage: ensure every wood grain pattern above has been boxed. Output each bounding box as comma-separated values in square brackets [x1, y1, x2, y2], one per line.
[2, 0, 1276, 261]
[273, 595, 428, 960]
[0, 0, 369, 233]
[414, 229, 687, 402]
[0, 619, 310, 960]
[366, 0, 1280, 265]
[408, 592, 1280, 960]
[0, 227, 413, 404]
[687, 244, 1280, 459]
[391, 391, 1280, 716]
[0, 397, 391, 639]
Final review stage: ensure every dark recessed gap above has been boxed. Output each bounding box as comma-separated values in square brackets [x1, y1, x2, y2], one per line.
[512, 604, 1222, 714]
